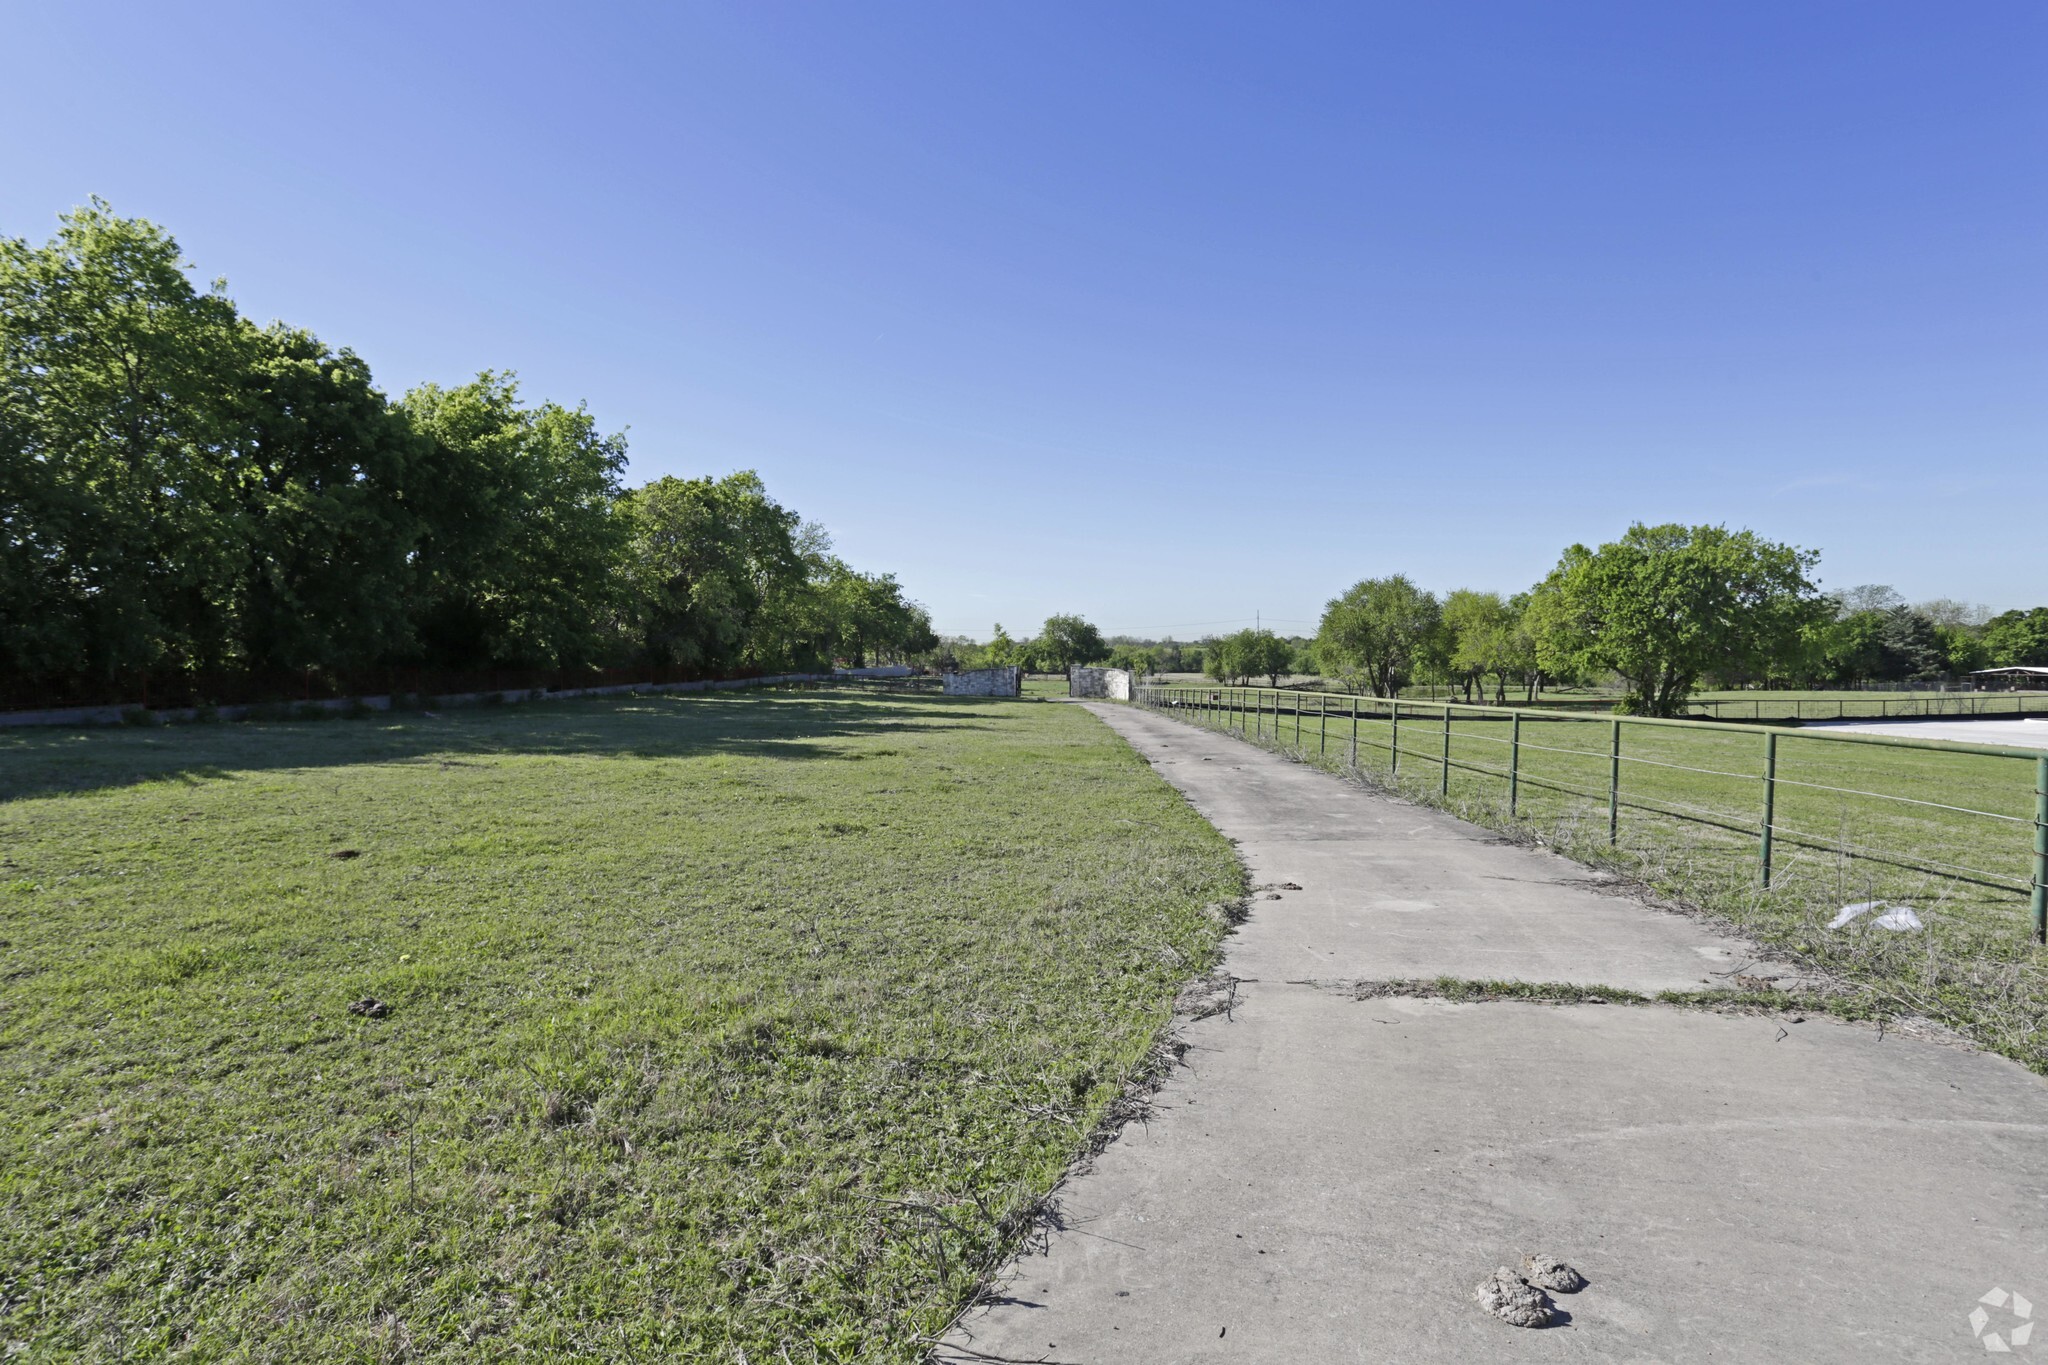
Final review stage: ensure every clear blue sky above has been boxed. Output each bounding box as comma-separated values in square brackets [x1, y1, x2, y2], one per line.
[5, 3, 2041, 638]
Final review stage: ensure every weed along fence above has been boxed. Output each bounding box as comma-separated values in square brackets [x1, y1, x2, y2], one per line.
[1135, 683, 2048, 946]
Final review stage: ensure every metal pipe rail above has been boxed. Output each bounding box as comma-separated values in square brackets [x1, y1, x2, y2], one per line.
[1137, 682, 2048, 945]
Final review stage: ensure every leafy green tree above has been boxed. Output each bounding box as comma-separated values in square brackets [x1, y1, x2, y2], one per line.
[1442, 590, 1539, 703]
[1314, 576, 1444, 697]
[402, 373, 629, 670]
[225, 325, 426, 674]
[618, 470, 804, 673]
[1107, 644, 1155, 674]
[811, 560, 929, 666]
[1801, 604, 1887, 685]
[1209, 627, 1288, 685]
[984, 623, 1018, 667]
[1035, 614, 1107, 671]
[1202, 634, 1235, 684]
[1528, 524, 1822, 716]
[1, 200, 249, 684]
[1983, 608, 2048, 667]
[1934, 622, 1989, 676]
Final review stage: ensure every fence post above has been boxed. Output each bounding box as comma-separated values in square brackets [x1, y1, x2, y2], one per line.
[2032, 754, 2046, 945]
[1509, 712, 1521, 816]
[1441, 706, 1452, 797]
[1608, 719, 1621, 845]
[1350, 696, 1359, 768]
[1760, 730, 1779, 888]
[1320, 693, 1328, 757]
[1391, 700, 1401, 776]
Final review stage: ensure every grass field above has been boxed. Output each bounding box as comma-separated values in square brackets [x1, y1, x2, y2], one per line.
[0, 689, 1242, 1361]
[1147, 687, 2048, 1075]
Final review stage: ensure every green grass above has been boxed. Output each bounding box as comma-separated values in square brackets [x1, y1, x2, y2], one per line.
[1153, 689, 2048, 1074]
[0, 689, 1242, 1361]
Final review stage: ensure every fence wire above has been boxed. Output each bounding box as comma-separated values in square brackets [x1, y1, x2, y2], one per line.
[1136, 683, 2048, 944]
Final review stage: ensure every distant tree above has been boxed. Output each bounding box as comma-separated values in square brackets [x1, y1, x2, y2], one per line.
[1799, 606, 1886, 686]
[1108, 644, 1156, 674]
[1036, 614, 1108, 671]
[1874, 607, 1944, 681]
[1442, 590, 1538, 703]
[1934, 622, 1989, 676]
[810, 562, 928, 666]
[1202, 634, 1236, 684]
[1314, 576, 1444, 698]
[1528, 524, 1823, 716]
[1915, 598, 1989, 629]
[984, 623, 1018, 667]
[1230, 628, 1291, 686]
[1840, 584, 1906, 615]
[1983, 608, 2048, 668]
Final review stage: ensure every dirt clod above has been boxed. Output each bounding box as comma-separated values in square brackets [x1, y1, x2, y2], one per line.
[1279, 881, 1303, 890]
[1520, 1253, 1587, 1292]
[329, 849, 362, 860]
[347, 997, 388, 1018]
[1474, 1267, 1555, 1327]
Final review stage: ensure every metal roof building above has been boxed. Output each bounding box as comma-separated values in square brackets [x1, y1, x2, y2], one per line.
[1968, 665, 2048, 689]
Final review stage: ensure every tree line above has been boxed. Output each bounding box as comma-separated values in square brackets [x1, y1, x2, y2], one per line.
[935, 614, 1109, 674]
[1173, 524, 2046, 717]
[1, 204, 934, 704]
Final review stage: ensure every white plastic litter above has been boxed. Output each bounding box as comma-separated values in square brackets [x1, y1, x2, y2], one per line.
[1828, 900, 1922, 931]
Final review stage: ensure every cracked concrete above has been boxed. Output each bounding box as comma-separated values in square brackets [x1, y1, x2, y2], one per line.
[936, 702, 2048, 1364]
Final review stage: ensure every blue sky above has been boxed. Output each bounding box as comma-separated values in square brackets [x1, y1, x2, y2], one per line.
[4, 3, 2041, 637]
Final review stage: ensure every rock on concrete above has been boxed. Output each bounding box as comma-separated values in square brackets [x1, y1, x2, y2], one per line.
[941, 996, 2048, 1362]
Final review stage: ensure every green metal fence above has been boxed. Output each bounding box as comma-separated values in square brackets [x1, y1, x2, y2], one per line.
[1135, 683, 2048, 945]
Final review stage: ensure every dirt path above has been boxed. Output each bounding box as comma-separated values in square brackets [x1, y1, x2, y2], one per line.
[937, 702, 2048, 1363]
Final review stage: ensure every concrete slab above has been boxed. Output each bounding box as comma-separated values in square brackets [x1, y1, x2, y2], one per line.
[938, 703, 2048, 1363]
[1804, 716, 2048, 750]
[940, 994, 2048, 1363]
[1085, 702, 1776, 992]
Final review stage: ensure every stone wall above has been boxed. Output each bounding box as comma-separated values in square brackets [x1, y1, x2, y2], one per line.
[1068, 666, 1134, 700]
[942, 666, 1022, 697]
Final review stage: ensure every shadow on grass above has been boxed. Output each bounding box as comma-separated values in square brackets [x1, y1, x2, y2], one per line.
[0, 688, 1024, 803]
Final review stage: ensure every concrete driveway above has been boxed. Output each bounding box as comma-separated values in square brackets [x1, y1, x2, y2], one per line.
[937, 702, 2048, 1364]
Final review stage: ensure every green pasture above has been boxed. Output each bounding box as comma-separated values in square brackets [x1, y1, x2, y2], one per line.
[1152, 687, 2047, 1074]
[0, 690, 1241, 1361]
